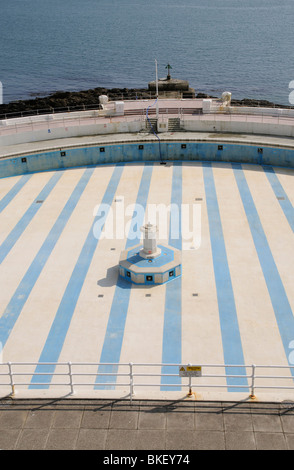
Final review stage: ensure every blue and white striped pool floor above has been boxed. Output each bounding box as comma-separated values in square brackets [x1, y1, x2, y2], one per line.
[0, 161, 293, 396]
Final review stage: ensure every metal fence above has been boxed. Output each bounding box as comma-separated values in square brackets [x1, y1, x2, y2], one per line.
[2, 93, 294, 121]
[0, 94, 159, 121]
[1, 361, 294, 402]
[0, 106, 198, 138]
[1, 106, 294, 140]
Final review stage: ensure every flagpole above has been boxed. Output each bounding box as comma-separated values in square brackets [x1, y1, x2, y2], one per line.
[155, 59, 159, 119]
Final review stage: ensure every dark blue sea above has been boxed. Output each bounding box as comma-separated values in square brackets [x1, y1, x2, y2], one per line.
[1, 0, 294, 105]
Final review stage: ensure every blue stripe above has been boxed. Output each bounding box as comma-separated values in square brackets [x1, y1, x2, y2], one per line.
[161, 163, 182, 390]
[30, 165, 124, 388]
[264, 167, 294, 232]
[233, 163, 294, 375]
[0, 168, 94, 349]
[95, 163, 153, 389]
[124, 164, 154, 250]
[203, 162, 248, 391]
[0, 172, 63, 264]
[0, 174, 31, 213]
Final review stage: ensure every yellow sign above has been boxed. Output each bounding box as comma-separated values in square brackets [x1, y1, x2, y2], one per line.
[179, 365, 202, 377]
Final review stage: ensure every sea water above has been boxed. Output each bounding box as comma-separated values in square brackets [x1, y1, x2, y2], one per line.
[0, 0, 294, 104]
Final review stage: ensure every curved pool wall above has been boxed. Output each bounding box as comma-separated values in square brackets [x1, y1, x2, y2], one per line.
[1, 140, 294, 178]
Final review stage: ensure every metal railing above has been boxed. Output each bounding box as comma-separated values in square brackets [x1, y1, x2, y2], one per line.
[180, 110, 294, 124]
[0, 93, 159, 121]
[1, 93, 293, 122]
[0, 106, 199, 138]
[1, 361, 294, 402]
[2, 106, 294, 140]
[0, 108, 147, 138]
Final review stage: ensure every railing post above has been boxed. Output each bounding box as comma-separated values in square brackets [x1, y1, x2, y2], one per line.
[129, 362, 134, 405]
[250, 364, 256, 399]
[187, 362, 193, 396]
[188, 375, 193, 396]
[68, 361, 74, 395]
[7, 362, 15, 396]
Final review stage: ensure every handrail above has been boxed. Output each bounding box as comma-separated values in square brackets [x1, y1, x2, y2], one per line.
[1, 361, 294, 402]
[1, 106, 293, 130]
[1, 104, 294, 148]
[0, 93, 159, 121]
[2, 94, 293, 122]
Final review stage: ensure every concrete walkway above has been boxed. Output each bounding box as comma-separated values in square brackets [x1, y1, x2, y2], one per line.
[0, 398, 294, 450]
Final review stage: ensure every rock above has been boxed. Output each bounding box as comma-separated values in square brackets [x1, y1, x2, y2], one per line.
[230, 98, 291, 109]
